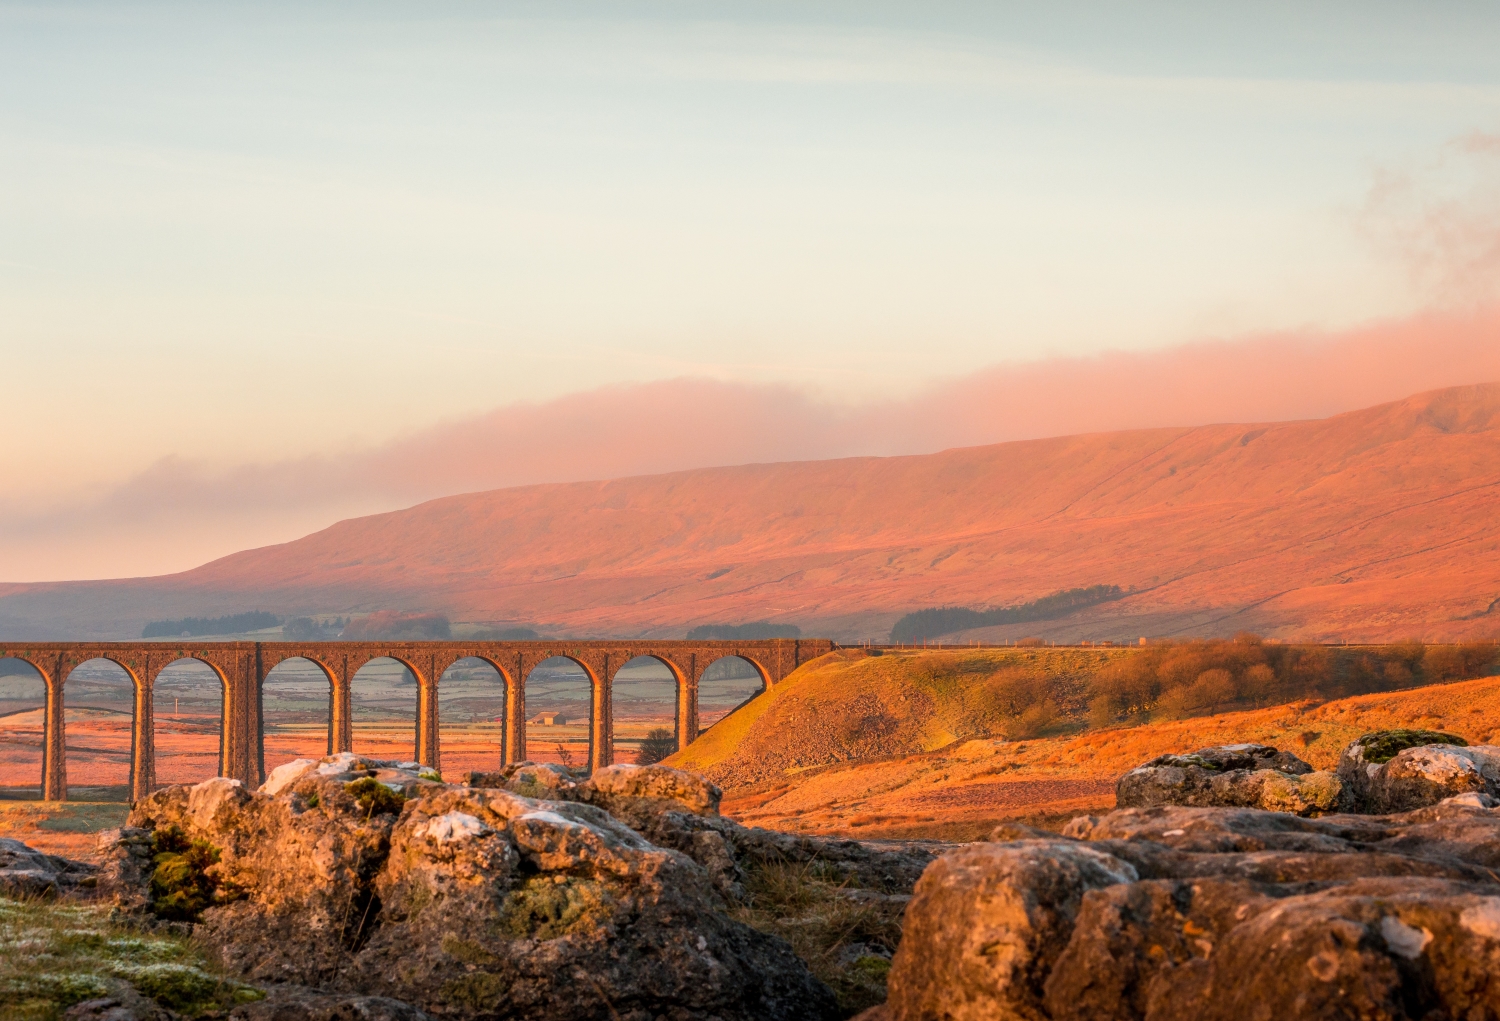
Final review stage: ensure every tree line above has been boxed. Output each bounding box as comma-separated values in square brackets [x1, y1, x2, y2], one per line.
[1086, 636, 1499, 728]
[142, 611, 280, 638]
[889, 585, 1124, 643]
[967, 635, 1499, 740]
[687, 622, 801, 640]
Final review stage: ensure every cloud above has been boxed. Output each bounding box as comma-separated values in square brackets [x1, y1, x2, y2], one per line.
[3, 304, 1498, 584]
[1359, 131, 1500, 304]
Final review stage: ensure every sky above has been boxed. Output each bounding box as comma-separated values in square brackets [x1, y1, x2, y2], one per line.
[4, 1, 1500, 581]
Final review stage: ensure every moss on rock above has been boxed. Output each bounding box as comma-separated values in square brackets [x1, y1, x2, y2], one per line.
[345, 777, 408, 816]
[1355, 729, 1468, 764]
[498, 876, 615, 940]
[149, 825, 222, 922]
[440, 971, 511, 1009]
[111, 962, 262, 1012]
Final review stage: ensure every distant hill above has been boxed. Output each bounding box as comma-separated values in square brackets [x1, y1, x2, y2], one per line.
[3, 382, 1500, 641]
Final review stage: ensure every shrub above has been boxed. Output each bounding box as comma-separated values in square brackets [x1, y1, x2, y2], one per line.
[340, 611, 451, 640]
[635, 728, 676, 765]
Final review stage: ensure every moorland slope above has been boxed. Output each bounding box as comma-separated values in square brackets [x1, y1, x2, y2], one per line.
[706, 667, 1500, 841]
[4, 382, 1500, 640]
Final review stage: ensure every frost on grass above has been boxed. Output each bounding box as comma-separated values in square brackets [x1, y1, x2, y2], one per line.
[0, 895, 262, 1019]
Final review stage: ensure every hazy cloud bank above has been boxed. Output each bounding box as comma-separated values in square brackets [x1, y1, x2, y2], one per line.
[3, 305, 1497, 583]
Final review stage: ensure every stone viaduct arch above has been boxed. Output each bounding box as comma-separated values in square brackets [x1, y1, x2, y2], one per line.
[0, 638, 831, 801]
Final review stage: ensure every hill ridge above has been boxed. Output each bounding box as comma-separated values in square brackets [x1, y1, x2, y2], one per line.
[3, 382, 1499, 641]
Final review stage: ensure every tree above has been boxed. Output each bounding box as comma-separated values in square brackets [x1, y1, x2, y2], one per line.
[635, 728, 676, 765]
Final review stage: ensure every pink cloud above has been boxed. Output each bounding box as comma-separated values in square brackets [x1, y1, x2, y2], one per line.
[3, 305, 1498, 582]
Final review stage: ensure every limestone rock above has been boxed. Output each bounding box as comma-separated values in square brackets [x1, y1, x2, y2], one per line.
[1044, 877, 1500, 1020]
[884, 800, 1500, 1020]
[104, 756, 841, 1021]
[883, 841, 1138, 1021]
[1335, 731, 1500, 812]
[577, 762, 723, 822]
[1116, 743, 1347, 817]
[95, 827, 154, 911]
[467, 760, 936, 903]
[0, 835, 98, 898]
[460, 761, 582, 800]
[1334, 729, 1470, 808]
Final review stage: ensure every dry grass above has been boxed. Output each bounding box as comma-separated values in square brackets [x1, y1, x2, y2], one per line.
[731, 858, 905, 1018]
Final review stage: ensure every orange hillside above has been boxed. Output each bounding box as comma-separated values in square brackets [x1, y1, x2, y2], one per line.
[4, 382, 1500, 641]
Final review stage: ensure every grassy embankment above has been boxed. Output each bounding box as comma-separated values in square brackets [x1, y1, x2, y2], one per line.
[0, 896, 263, 1019]
[669, 646, 1500, 841]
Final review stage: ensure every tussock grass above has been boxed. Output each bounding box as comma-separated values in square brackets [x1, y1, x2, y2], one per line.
[0, 895, 262, 1019]
[731, 857, 905, 1018]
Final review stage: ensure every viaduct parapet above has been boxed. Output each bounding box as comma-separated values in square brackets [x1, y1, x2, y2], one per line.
[0, 638, 834, 802]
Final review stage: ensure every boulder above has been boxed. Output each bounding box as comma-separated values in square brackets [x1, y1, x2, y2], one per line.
[577, 762, 723, 822]
[1115, 743, 1348, 816]
[0, 835, 98, 898]
[883, 798, 1500, 1020]
[461, 761, 582, 800]
[883, 842, 1138, 1021]
[100, 757, 842, 1021]
[1336, 731, 1500, 812]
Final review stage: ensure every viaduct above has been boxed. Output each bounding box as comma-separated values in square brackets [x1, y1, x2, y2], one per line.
[0, 638, 834, 802]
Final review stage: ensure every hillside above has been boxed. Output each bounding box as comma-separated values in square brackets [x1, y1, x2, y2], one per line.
[668, 641, 1498, 787]
[710, 671, 1500, 841]
[4, 382, 1500, 640]
[670, 647, 1130, 787]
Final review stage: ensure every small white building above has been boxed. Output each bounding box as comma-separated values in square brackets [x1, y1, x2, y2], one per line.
[531, 712, 566, 726]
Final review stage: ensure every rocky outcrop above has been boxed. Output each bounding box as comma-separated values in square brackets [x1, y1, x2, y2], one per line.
[1115, 744, 1349, 817]
[1336, 730, 1500, 813]
[883, 842, 1137, 1021]
[0, 836, 98, 897]
[463, 761, 938, 902]
[873, 798, 1500, 1020]
[97, 756, 845, 1021]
